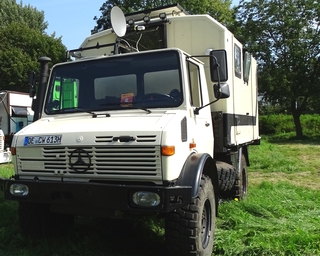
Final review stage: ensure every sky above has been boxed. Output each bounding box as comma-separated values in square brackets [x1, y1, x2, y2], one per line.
[23, 0, 239, 50]
[23, 0, 105, 50]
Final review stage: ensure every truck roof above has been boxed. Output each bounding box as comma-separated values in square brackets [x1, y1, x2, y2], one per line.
[76, 4, 189, 53]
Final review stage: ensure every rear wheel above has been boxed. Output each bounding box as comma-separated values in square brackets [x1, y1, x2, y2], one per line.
[216, 161, 236, 197]
[18, 202, 74, 237]
[235, 155, 248, 200]
[165, 175, 215, 256]
[223, 154, 248, 200]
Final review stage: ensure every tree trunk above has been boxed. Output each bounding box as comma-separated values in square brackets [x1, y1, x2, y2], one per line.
[291, 101, 303, 139]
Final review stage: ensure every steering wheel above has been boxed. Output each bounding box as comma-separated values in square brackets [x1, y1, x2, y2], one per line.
[169, 89, 181, 101]
[138, 93, 176, 102]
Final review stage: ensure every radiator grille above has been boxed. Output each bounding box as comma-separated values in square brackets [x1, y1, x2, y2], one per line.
[18, 145, 162, 181]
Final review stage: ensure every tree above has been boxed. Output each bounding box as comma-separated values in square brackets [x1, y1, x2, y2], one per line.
[0, 0, 48, 33]
[0, 1, 66, 92]
[0, 23, 66, 92]
[232, 0, 320, 139]
[92, 0, 233, 34]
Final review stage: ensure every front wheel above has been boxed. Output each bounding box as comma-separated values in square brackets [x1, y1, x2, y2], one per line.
[165, 175, 216, 256]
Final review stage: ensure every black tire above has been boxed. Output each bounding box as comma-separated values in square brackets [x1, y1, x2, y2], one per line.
[216, 161, 236, 192]
[234, 155, 248, 200]
[222, 154, 248, 200]
[18, 202, 74, 237]
[165, 175, 216, 256]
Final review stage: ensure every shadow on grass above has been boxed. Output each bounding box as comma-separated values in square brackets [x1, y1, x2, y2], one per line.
[0, 198, 166, 256]
[263, 135, 320, 145]
[71, 216, 166, 256]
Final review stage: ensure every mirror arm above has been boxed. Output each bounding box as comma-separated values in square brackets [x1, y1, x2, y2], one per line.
[194, 99, 219, 115]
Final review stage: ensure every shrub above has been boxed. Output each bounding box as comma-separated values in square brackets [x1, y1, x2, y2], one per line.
[259, 114, 320, 139]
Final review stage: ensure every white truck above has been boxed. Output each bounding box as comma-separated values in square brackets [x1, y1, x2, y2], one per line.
[0, 91, 33, 163]
[1, 4, 259, 255]
[0, 130, 11, 164]
[0, 90, 34, 147]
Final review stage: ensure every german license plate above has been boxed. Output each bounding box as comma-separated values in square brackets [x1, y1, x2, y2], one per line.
[24, 135, 62, 145]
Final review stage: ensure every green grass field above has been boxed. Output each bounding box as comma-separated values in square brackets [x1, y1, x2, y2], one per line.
[1, 139, 320, 255]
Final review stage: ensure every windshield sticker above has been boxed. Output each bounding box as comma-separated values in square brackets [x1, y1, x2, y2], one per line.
[121, 93, 134, 107]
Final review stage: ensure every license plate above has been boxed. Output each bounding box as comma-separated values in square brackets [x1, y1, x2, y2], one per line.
[24, 135, 62, 145]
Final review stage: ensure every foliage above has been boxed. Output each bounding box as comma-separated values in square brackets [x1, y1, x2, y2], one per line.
[0, 0, 48, 33]
[92, 0, 233, 34]
[232, 0, 320, 139]
[0, 1, 66, 92]
[0, 23, 66, 92]
[259, 114, 320, 139]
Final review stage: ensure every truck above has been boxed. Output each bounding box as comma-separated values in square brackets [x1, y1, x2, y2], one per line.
[1, 4, 259, 256]
[0, 90, 34, 147]
[0, 91, 33, 163]
[0, 129, 11, 164]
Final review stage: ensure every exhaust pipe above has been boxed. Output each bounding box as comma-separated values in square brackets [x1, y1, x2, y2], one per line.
[33, 57, 51, 121]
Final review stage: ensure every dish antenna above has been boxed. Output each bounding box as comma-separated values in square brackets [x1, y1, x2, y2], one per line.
[110, 6, 127, 37]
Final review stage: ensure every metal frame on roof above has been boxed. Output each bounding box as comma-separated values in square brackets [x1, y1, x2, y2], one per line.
[125, 3, 189, 22]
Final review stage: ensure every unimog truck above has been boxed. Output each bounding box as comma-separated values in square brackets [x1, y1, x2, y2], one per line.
[1, 4, 259, 255]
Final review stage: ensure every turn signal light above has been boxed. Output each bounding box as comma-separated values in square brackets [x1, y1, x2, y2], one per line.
[11, 147, 16, 155]
[161, 146, 175, 156]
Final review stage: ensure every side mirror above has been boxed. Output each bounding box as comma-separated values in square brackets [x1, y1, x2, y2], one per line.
[214, 83, 230, 99]
[28, 71, 36, 98]
[210, 50, 228, 82]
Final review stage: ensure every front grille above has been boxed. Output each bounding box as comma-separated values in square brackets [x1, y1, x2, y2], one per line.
[95, 135, 157, 143]
[18, 145, 162, 181]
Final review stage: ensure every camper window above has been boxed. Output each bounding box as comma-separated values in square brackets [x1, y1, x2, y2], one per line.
[11, 106, 28, 117]
[234, 44, 242, 79]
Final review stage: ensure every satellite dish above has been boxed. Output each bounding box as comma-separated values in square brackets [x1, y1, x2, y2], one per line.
[110, 6, 127, 37]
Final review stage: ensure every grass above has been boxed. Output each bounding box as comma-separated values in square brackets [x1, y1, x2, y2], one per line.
[1, 138, 320, 255]
[214, 182, 320, 255]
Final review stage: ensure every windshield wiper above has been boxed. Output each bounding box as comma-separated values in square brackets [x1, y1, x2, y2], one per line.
[120, 105, 152, 114]
[98, 103, 151, 114]
[57, 107, 111, 118]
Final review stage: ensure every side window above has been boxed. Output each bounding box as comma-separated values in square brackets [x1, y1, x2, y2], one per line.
[234, 44, 241, 79]
[243, 51, 252, 84]
[188, 61, 202, 107]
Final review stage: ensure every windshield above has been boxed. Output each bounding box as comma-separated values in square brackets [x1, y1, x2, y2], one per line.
[45, 50, 183, 114]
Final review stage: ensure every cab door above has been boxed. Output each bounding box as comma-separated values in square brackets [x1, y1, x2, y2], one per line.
[187, 58, 213, 156]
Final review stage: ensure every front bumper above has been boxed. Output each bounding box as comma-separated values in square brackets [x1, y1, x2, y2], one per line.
[1, 179, 192, 215]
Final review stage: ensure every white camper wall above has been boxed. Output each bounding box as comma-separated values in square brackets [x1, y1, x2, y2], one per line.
[8, 92, 34, 134]
[166, 15, 234, 113]
[166, 14, 260, 146]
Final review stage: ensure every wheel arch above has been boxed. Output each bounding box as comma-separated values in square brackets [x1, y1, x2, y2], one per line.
[176, 153, 219, 214]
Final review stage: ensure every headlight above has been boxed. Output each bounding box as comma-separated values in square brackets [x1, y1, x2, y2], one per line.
[132, 191, 160, 207]
[9, 183, 29, 196]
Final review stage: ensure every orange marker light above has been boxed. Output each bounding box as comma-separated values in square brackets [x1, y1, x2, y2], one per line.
[161, 146, 175, 156]
[11, 147, 16, 155]
[189, 142, 196, 149]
